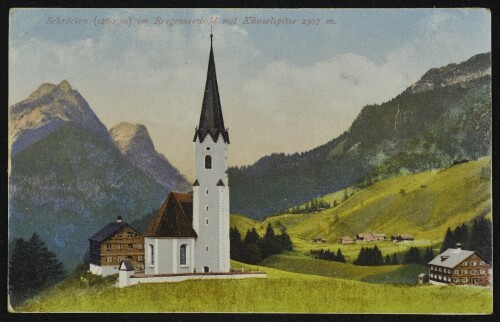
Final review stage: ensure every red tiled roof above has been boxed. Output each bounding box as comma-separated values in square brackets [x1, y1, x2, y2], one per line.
[144, 192, 197, 238]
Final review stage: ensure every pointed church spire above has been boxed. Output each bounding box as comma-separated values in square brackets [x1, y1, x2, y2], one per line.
[194, 32, 229, 143]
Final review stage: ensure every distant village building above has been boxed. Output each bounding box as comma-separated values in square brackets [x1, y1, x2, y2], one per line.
[391, 234, 414, 242]
[356, 232, 386, 242]
[313, 237, 326, 243]
[428, 248, 491, 286]
[372, 233, 386, 241]
[341, 236, 354, 244]
[88, 216, 144, 276]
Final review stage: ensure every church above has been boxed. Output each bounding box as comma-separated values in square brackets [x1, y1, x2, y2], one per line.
[143, 33, 230, 275]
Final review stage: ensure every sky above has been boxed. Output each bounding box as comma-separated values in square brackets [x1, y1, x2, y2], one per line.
[9, 8, 491, 180]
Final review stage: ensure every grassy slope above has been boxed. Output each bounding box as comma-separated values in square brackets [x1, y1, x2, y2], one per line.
[259, 254, 418, 281]
[14, 158, 492, 313]
[243, 158, 491, 253]
[230, 214, 260, 235]
[361, 264, 427, 284]
[16, 261, 492, 313]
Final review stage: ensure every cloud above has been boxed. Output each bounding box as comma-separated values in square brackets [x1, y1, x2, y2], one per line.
[9, 9, 490, 180]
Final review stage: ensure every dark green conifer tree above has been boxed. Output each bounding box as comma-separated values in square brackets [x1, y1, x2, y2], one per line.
[469, 218, 492, 263]
[391, 253, 399, 265]
[422, 247, 435, 264]
[9, 233, 65, 306]
[403, 247, 422, 264]
[230, 227, 244, 261]
[372, 245, 383, 265]
[440, 227, 455, 253]
[336, 249, 346, 263]
[264, 223, 275, 240]
[244, 228, 260, 244]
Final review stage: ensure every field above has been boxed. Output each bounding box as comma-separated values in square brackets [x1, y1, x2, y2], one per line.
[230, 158, 491, 256]
[260, 253, 426, 283]
[16, 261, 492, 313]
[13, 159, 493, 313]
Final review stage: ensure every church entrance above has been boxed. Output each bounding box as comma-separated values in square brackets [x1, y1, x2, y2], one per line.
[203, 266, 210, 273]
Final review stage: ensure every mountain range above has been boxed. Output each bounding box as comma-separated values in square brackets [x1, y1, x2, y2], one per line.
[8, 81, 189, 269]
[228, 52, 491, 219]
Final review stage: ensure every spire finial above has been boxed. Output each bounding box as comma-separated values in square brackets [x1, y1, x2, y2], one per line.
[210, 26, 213, 47]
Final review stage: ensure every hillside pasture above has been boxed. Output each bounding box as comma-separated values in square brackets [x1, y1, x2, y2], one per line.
[16, 261, 492, 313]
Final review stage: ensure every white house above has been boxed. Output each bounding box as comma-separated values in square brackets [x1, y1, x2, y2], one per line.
[143, 33, 230, 275]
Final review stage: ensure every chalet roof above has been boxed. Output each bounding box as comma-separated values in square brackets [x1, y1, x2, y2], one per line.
[341, 236, 353, 240]
[144, 192, 197, 238]
[428, 248, 476, 268]
[89, 221, 130, 243]
[357, 232, 385, 238]
[119, 259, 134, 271]
[193, 34, 229, 144]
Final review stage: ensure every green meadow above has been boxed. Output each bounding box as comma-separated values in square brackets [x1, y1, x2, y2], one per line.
[231, 158, 491, 254]
[13, 159, 492, 313]
[16, 261, 492, 313]
[259, 253, 426, 282]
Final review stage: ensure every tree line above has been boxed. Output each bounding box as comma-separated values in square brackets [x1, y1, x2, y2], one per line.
[230, 223, 293, 264]
[314, 249, 346, 263]
[9, 233, 65, 306]
[354, 245, 435, 266]
[440, 217, 492, 262]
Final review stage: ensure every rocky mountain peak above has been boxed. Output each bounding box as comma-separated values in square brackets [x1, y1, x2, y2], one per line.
[406, 52, 491, 94]
[109, 122, 155, 154]
[9, 80, 111, 156]
[109, 122, 190, 192]
[58, 79, 72, 92]
[27, 83, 57, 102]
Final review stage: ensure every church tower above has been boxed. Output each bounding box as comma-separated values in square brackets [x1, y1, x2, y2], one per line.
[192, 33, 230, 273]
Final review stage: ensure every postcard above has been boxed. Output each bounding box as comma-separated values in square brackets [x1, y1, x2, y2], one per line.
[8, 7, 492, 313]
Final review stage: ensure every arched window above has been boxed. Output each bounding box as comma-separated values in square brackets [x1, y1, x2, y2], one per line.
[205, 155, 212, 169]
[149, 244, 154, 266]
[180, 244, 187, 265]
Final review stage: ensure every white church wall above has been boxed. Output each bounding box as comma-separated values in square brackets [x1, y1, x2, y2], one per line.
[156, 239, 173, 274]
[121, 272, 267, 288]
[193, 133, 229, 273]
[219, 185, 230, 272]
[145, 238, 196, 275]
[90, 263, 119, 276]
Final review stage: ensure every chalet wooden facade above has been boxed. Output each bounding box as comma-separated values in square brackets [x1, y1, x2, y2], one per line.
[88, 216, 144, 276]
[341, 236, 354, 244]
[313, 237, 326, 243]
[428, 248, 491, 286]
[356, 232, 386, 242]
